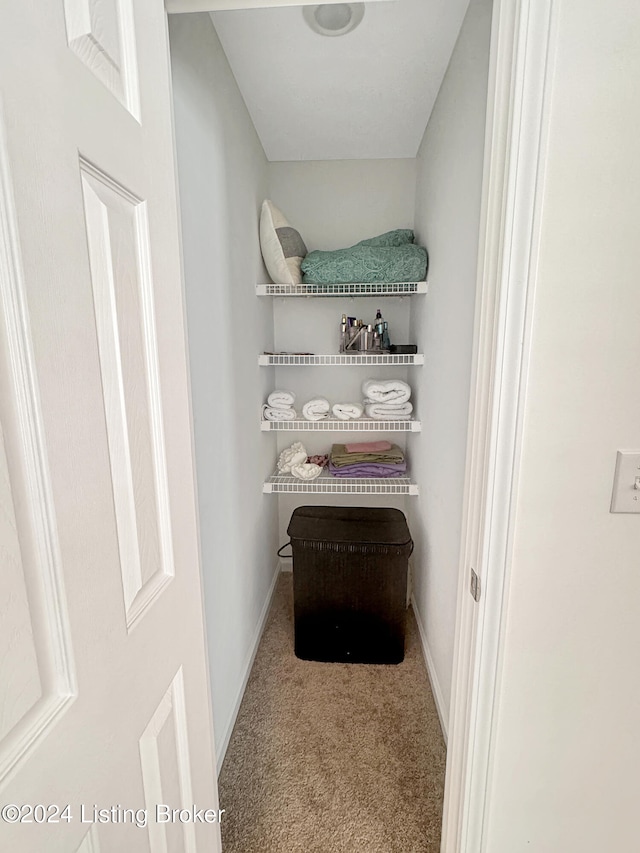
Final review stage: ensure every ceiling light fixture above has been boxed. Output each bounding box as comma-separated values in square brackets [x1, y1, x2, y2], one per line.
[303, 3, 365, 38]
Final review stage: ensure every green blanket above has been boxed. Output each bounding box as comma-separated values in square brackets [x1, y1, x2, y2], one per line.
[301, 229, 428, 284]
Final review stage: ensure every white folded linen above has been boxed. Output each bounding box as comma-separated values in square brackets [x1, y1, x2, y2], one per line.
[290, 463, 322, 481]
[262, 405, 296, 421]
[332, 402, 364, 421]
[364, 401, 414, 420]
[268, 390, 296, 409]
[362, 379, 411, 405]
[302, 397, 331, 421]
[277, 441, 308, 473]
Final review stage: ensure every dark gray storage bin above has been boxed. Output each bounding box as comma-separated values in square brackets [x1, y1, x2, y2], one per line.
[287, 506, 413, 664]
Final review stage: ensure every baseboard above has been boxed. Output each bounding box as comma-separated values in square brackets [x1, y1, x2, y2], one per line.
[410, 594, 449, 744]
[279, 556, 292, 573]
[215, 562, 281, 770]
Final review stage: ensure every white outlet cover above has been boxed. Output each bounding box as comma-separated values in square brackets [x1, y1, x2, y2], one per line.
[610, 451, 640, 513]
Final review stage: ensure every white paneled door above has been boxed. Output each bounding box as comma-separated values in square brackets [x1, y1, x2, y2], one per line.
[0, 2, 221, 852]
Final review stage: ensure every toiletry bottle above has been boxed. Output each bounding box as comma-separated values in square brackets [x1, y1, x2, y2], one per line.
[340, 314, 347, 353]
[382, 321, 391, 351]
[346, 319, 361, 351]
[374, 309, 385, 351]
[347, 317, 358, 348]
[365, 324, 373, 352]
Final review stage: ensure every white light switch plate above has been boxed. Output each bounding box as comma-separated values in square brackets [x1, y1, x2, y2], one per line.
[610, 451, 640, 513]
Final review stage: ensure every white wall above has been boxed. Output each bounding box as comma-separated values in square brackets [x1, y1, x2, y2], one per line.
[268, 159, 417, 251]
[267, 160, 417, 551]
[409, 0, 493, 728]
[485, 1, 640, 849]
[169, 13, 279, 766]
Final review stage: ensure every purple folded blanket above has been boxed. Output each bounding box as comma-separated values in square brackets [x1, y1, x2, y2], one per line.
[328, 461, 407, 478]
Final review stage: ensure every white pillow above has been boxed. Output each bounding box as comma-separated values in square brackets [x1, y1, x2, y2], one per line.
[259, 200, 307, 285]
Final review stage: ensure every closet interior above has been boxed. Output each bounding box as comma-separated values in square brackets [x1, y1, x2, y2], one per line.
[168, 0, 492, 768]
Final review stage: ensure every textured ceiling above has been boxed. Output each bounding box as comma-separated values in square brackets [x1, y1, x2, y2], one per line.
[211, 0, 471, 161]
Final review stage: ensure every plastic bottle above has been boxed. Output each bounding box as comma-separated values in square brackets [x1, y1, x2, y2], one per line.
[364, 324, 374, 352]
[340, 314, 347, 353]
[382, 321, 391, 351]
[347, 318, 359, 349]
[374, 308, 389, 350]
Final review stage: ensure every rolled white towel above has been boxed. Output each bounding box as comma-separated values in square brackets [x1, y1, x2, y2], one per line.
[302, 397, 330, 421]
[277, 441, 308, 473]
[268, 390, 296, 409]
[362, 379, 411, 405]
[262, 405, 296, 421]
[365, 401, 413, 420]
[290, 463, 322, 481]
[332, 402, 364, 421]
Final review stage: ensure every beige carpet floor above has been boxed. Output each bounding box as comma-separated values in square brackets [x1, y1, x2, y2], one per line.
[218, 573, 446, 853]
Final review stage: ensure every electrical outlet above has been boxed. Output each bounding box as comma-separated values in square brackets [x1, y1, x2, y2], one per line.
[610, 451, 640, 513]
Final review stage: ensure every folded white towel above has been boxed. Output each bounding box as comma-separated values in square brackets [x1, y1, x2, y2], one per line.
[362, 379, 411, 405]
[277, 442, 308, 473]
[262, 405, 296, 421]
[268, 390, 296, 409]
[365, 401, 413, 420]
[302, 397, 330, 421]
[290, 463, 322, 481]
[332, 402, 364, 421]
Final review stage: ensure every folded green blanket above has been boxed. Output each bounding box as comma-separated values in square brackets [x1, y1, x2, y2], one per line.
[301, 230, 428, 284]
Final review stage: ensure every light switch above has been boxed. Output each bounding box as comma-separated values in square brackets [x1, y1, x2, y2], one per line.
[610, 451, 640, 513]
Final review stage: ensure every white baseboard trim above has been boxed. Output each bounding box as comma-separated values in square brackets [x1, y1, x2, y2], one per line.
[410, 594, 449, 744]
[215, 562, 282, 770]
[278, 555, 292, 573]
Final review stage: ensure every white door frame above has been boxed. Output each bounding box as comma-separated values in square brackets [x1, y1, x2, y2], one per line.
[442, 0, 557, 851]
[162, 0, 558, 848]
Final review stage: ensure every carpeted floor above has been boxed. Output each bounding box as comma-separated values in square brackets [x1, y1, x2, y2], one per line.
[218, 573, 446, 853]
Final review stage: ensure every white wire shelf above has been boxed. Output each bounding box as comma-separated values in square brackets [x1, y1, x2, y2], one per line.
[261, 417, 421, 432]
[256, 281, 428, 297]
[263, 469, 419, 495]
[259, 352, 424, 367]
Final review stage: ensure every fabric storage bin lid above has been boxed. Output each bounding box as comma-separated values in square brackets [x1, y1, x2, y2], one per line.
[287, 506, 412, 548]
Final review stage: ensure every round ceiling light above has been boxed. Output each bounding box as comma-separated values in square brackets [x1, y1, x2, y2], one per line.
[303, 3, 365, 37]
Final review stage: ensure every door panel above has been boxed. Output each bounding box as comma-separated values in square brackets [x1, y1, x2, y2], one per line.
[79, 160, 174, 628]
[63, 0, 141, 119]
[0, 422, 42, 742]
[0, 116, 75, 786]
[139, 668, 198, 853]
